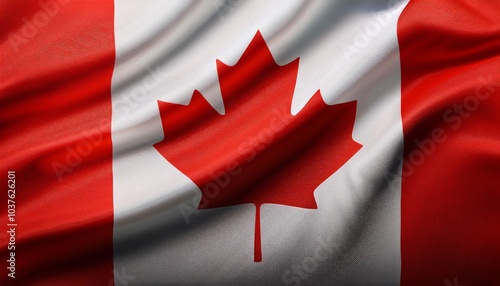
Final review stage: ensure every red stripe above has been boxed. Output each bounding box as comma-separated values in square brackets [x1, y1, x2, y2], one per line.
[0, 0, 115, 284]
[398, 1, 500, 285]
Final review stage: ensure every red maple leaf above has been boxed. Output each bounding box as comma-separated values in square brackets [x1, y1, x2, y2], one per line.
[154, 31, 362, 262]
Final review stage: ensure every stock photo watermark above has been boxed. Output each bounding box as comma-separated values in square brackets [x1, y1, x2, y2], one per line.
[8, 0, 71, 53]
[178, 107, 293, 224]
[50, 119, 108, 182]
[114, 66, 170, 119]
[444, 276, 465, 286]
[212, 0, 242, 20]
[339, 0, 405, 62]
[109, 267, 135, 286]
[6, 171, 17, 279]
[51, 65, 169, 182]
[282, 233, 341, 285]
[384, 73, 500, 184]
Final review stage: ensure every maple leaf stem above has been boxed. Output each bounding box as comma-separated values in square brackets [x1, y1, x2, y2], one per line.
[254, 204, 262, 262]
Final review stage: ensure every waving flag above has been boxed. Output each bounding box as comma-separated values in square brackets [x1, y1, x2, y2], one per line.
[1, 0, 499, 285]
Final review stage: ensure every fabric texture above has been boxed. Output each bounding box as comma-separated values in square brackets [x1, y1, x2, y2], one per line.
[0, 0, 498, 285]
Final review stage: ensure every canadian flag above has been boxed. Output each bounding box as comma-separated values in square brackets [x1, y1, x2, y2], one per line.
[1, 0, 499, 285]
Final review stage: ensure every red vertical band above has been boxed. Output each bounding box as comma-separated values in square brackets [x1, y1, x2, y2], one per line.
[0, 0, 115, 284]
[398, 1, 500, 285]
[254, 204, 262, 262]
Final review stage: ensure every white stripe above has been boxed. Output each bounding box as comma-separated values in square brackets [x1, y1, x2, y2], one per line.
[111, 0, 408, 284]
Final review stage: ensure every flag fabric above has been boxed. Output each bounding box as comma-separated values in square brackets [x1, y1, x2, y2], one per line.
[1, 0, 499, 285]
